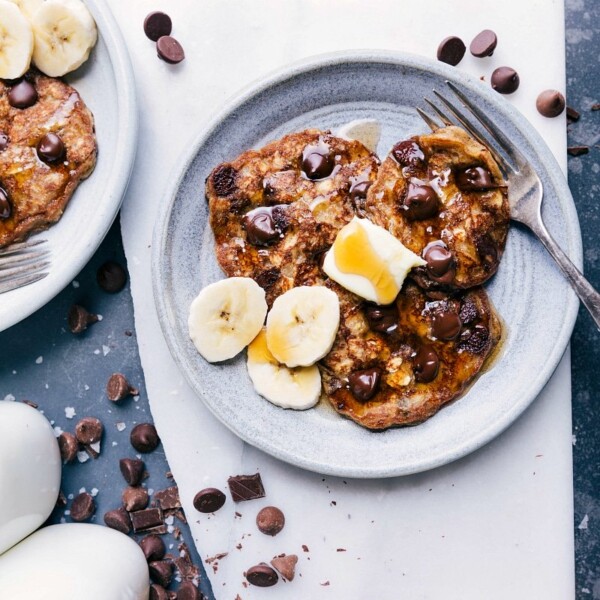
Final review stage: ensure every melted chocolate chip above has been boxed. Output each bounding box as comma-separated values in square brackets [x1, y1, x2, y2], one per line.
[349, 179, 372, 201]
[364, 302, 398, 334]
[0, 186, 11, 220]
[455, 166, 495, 191]
[255, 267, 280, 291]
[301, 143, 334, 180]
[8, 79, 38, 109]
[459, 298, 479, 325]
[0, 132, 8, 152]
[37, 133, 66, 164]
[413, 345, 440, 383]
[470, 30, 497, 57]
[246, 564, 279, 587]
[243, 205, 288, 246]
[437, 36, 466, 66]
[536, 89, 566, 118]
[432, 311, 462, 341]
[491, 67, 520, 94]
[211, 165, 238, 196]
[348, 368, 382, 402]
[422, 241, 455, 283]
[402, 182, 440, 221]
[459, 324, 490, 354]
[391, 140, 425, 168]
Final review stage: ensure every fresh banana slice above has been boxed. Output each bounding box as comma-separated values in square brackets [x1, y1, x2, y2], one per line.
[31, 0, 97, 77]
[7, 0, 44, 21]
[247, 329, 321, 410]
[188, 277, 268, 363]
[266, 286, 340, 368]
[0, 0, 34, 79]
[337, 119, 381, 153]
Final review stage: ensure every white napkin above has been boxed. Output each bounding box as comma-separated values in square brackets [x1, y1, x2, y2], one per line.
[109, 0, 574, 597]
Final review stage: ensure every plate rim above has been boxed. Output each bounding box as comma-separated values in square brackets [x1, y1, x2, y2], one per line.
[152, 49, 582, 478]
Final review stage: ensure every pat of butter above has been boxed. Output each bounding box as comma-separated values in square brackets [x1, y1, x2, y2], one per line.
[323, 217, 426, 304]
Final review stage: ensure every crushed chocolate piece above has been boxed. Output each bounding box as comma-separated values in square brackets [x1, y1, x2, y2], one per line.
[337, 548, 347, 552]
[104, 507, 132, 533]
[169, 508, 188, 524]
[227, 474, 265, 502]
[302, 545, 309, 552]
[130, 507, 164, 532]
[320, 581, 330, 586]
[175, 543, 201, 581]
[153, 486, 181, 510]
[270, 554, 298, 581]
[568, 146, 589, 156]
[591, 103, 600, 111]
[566, 106, 580, 121]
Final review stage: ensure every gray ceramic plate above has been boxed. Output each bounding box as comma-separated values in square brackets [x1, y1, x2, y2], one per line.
[152, 51, 582, 478]
[0, 0, 137, 332]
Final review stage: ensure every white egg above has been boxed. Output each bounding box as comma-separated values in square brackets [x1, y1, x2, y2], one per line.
[0, 401, 61, 555]
[0, 524, 149, 599]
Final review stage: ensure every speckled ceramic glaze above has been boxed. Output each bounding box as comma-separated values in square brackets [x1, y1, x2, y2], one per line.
[0, 0, 138, 332]
[152, 51, 582, 478]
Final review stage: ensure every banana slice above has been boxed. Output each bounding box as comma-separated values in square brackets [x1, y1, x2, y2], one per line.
[266, 286, 340, 368]
[0, 0, 34, 79]
[7, 0, 44, 20]
[337, 119, 381, 153]
[247, 329, 321, 410]
[188, 277, 268, 363]
[31, 0, 97, 77]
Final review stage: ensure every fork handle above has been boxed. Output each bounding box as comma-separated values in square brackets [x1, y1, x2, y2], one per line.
[527, 218, 600, 330]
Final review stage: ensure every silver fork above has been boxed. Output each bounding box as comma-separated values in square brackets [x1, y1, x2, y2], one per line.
[0, 239, 50, 294]
[417, 81, 600, 330]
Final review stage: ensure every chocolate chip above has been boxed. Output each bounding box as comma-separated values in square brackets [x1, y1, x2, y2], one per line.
[246, 564, 279, 587]
[122, 486, 149, 511]
[153, 486, 181, 510]
[149, 585, 169, 600]
[348, 368, 382, 402]
[437, 36, 466, 66]
[104, 507, 132, 534]
[391, 140, 425, 168]
[228, 473, 266, 502]
[459, 323, 490, 354]
[455, 166, 495, 191]
[256, 506, 285, 536]
[423, 241, 455, 283]
[71, 492, 95, 522]
[270, 554, 298, 581]
[58, 432, 79, 463]
[75, 417, 103, 445]
[149, 560, 174, 588]
[568, 146, 589, 157]
[97, 260, 128, 293]
[211, 164, 237, 196]
[131, 423, 160, 453]
[301, 143, 335, 180]
[470, 30, 497, 57]
[491, 67, 520, 94]
[413, 345, 440, 383]
[67, 304, 98, 334]
[120, 458, 146, 486]
[401, 182, 440, 221]
[0, 186, 10, 220]
[140, 534, 166, 562]
[144, 11, 172, 41]
[157, 36, 185, 64]
[193, 487, 226, 513]
[255, 267, 280, 291]
[8, 79, 38, 109]
[431, 311, 462, 341]
[177, 581, 201, 600]
[536, 89, 566, 118]
[107, 373, 139, 402]
[130, 507, 164, 532]
[37, 133, 65, 164]
[364, 302, 398, 335]
[0, 132, 8, 152]
[243, 205, 288, 246]
[349, 179, 372, 202]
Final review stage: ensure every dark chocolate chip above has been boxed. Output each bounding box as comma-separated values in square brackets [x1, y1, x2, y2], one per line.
[271, 554, 298, 582]
[153, 486, 181, 510]
[104, 507, 132, 534]
[193, 487, 226, 513]
[349, 179, 372, 202]
[67, 304, 98, 334]
[455, 166, 495, 191]
[470, 30, 497, 57]
[8, 79, 38, 109]
[567, 146, 589, 157]
[149, 584, 169, 600]
[107, 373, 139, 402]
[301, 143, 334, 180]
[140, 534, 166, 562]
[211, 164, 237, 196]
[144, 11, 172, 41]
[0, 132, 8, 152]
[130, 507, 164, 532]
[413, 345, 440, 383]
[423, 241, 455, 283]
[491, 67, 520, 94]
[431, 311, 462, 341]
[37, 133, 65, 164]
[364, 302, 398, 335]
[120, 458, 146, 486]
[130, 423, 160, 453]
[255, 267, 280, 291]
[348, 368, 382, 402]
[246, 564, 279, 587]
[75, 417, 103, 445]
[256, 506, 285, 536]
[228, 473, 265, 502]
[149, 560, 174, 588]
[459, 323, 490, 354]
[177, 581, 201, 600]
[122, 486, 149, 511]
[536, 89, 566, 118]
[401, 182, 440, 221]
[243, 205, 288, 246]
[391, 140, 425, 168]
[0, 186, 11, 220]
[71, 492, 95, 522]
[97, 260, 128, 293]
[58, 431, 79, 463]
[157, 35, 185, 64]
[437, 36, 466, 66]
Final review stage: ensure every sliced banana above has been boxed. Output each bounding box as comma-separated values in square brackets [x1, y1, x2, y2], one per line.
[266, 286, 340, 368]
[31, 0, 97, 77]
[0, 0, 34, 79]
[7, 0, 44, 21]
[247, 329, 321, 410]
[188, 277, 268, 363]
[337, 119, 381, 153]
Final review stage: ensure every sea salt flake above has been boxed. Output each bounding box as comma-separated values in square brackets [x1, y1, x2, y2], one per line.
[116, 422, 126, 432]
[93, 349, 101, 355]
[91, 488, 99, 497]
[102, 345, 110, 356]
[72, 280, 80, 288]
[97, 314, 103, 321]
[53, 426, 63, 436]
[65, 407, 76, 419]
[578, 515, 589, 530]
[77, 451, 90, 464]
[3, 394, 15, 402]
[35, 356, 43, 364]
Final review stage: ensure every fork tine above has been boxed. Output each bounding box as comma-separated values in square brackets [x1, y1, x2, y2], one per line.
[0, 260, 51, 282]
[0, 249, 51, 269]
[416, 107, 442, 131]
[0, 239, 47, 257]
[0, 271, 48, 294]
[424, 99, 453, 126]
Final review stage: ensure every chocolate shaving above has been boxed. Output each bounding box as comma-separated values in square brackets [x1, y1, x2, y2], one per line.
[227, 474, 265, 502]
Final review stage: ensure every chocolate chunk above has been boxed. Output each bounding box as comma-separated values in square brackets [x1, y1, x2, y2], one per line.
[131, 423, 160, 453]
[140, 534, 166, 562]
[211, 164, 237, 196]
[301, 142, 335, 180]
[0, 132, 8, 152]
[177, 581, 201, 600]
[131, 507, 164, 532]
[0, 186, 10, 220]
[120, 458, 146, 486]
[256, 506, 285, 536]
[270, 554, 298, 582]
[122, 486, 149, 511]
[104, 507, 132, 534]
[459, 323, 490, 354]
[491, 67, 520, 94]
[58, 431, 79, 463]
[401, 182, 439, 221]
[437, 36, 466, 66]
[144, 11, 172, 41]
[348, 368, 382, 402]
[154, 486, 181, 510]
[149, 585, 169, 600]
[107, 373, 139, 402]
[246, 564, 279, 587]
[243, 205, 288, 246]
[71, 492, 95, 522]
[568, 146, 589, 157]
[255, 267, 280, 291]
[423, 241, 455, 283]
[470, 30, 497, 57]
[536, 89, 566, 118]
[431, 311, 462, 341]
[459, 299, 478, 325]
[37, 133, 65, 164]
[97, 260, 128, 293]
[75, 417, 103, 445]
[149, 560, 174, 588]
[413, 345, 440, 383]
[391, 140, 425, 168]
[193, 487, 226, 513]
[228, 473, 266, 502]
[67, 304, 98, 334]
[364, 302, 398, 335]
[157, 36, 185, 64]
[566, 106, 580, 122]
[8, 79, 38, 109]
[455, 166, 494, 191]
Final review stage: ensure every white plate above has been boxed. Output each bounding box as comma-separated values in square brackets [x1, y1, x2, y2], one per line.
[0, 0, 137, 332]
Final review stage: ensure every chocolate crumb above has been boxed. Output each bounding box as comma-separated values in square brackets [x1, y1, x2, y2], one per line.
[567, 106, 580, 121]
[337, 548, 347, 552]
[320, 581, 330, 586]
[591, 103, 600, 111]
[56, 490, 67, 507]
[227, 474, 265, 502]
[153, 486, 181, 510]
[22, 400, 38, 408]
[302, 544, 309, 552]
[568, 146, 589, 156]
